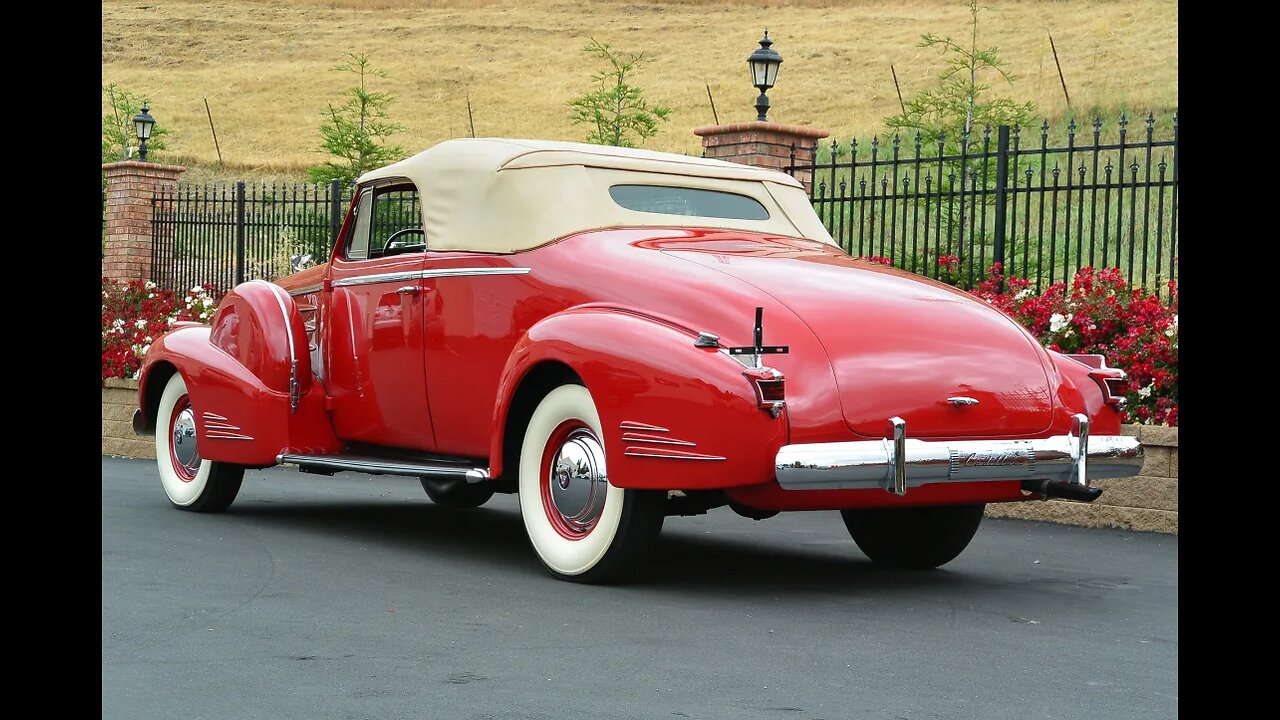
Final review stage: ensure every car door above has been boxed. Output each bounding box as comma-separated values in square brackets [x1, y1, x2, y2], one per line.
[325, 180, 437, 450]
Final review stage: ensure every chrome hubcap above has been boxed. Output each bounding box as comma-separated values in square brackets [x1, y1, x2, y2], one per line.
[172, 406, 200, 475]
[548, 429, 608, 535]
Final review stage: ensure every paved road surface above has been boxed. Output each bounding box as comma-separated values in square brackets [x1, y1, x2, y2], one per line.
[102, 457, 1178, 719]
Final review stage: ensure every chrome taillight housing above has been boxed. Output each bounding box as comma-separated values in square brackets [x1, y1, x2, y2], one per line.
[1066, 354, 1128, 408]
[743, 367, 786, 417]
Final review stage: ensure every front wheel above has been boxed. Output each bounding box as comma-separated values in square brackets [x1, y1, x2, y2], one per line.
[840, 504, 985, 569]
[155, 372, 245, 513]
[518, 384, 664, 583]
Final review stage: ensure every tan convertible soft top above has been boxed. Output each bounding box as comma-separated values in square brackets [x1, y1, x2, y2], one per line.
[358, 138, 834, 253]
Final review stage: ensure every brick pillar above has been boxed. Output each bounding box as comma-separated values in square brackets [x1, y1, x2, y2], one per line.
[101, 160, 185, 282]
[693, 121, 829, 194]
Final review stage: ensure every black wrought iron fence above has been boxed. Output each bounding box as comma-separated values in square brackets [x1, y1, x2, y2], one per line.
[150, 180, 351, 294]
[788, 112, 1179, 301]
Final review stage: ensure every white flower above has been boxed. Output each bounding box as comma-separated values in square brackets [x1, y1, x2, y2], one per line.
[135, 319, 147, 329]
[191, 286, 203, 293]
[1137, 383, 1154, 399]
[1164, 315, 1178, 338]
[112, 319, 125, 328]
[1049, 313, 1072, 334]
[132, 369, 141, 380]
[144, 336, 152, 343]
[202, 296, 214, 308]
[1014, 287, 1034, 300]
[141, 344, 150, 355]
[147, 293, 155, 299]
[167, 317, 177, 325]
[144, 281, 157, 290]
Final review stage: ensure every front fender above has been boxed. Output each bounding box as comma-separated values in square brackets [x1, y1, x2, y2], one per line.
[490, 306, 787, 490]
[136, 281, 340, 465]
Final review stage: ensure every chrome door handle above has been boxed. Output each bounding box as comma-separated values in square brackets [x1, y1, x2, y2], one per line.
[395, 285, 420, 295]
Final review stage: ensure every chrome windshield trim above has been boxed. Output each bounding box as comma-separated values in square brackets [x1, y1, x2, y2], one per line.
[288, 283, 323, 296]
[332, 267, 530, 288]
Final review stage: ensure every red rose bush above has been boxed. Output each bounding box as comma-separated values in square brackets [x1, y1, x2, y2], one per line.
[102, 278, 218, 380]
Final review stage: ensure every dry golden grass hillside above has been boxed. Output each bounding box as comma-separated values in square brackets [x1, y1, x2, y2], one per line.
[102, 0, 1178, 179]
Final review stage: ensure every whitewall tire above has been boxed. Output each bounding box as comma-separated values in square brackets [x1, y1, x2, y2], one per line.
[518, 384, 663, 583]
[155, 372, 244, 513]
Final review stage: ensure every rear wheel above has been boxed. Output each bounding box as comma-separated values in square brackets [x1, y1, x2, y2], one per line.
[840, 504, 985, 569]
[518, 384, 664, 583]
[420, 478, 494, 508]
[155, 373, 244, 513]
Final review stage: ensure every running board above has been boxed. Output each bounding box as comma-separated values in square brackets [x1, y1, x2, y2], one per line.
[277, 453, 490, 483]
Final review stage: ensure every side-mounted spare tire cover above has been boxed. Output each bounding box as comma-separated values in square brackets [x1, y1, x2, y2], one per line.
[208, 279, 312, 397]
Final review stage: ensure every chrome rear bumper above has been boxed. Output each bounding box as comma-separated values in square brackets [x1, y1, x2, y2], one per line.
[775, 414, 1142, 494]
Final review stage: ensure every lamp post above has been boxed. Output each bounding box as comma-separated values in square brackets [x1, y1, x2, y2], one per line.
[747, 31, 783, 122]
[132, 102, 156, 162]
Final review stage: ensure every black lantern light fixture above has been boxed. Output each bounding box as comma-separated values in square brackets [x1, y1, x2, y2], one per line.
[132, 101, 156, 162]
[747, 30, 783, 122]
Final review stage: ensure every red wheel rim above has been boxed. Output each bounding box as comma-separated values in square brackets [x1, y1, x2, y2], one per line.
[168, 393, 201, 482]
[539, 419, 608, 540]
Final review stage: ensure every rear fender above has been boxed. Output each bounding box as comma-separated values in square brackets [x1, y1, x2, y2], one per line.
[490, 306, 788, 489]
[136, 281, 341, 465]
[1049, 351, 1124, 435]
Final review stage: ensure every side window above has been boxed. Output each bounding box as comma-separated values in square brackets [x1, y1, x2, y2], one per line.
[369, 186, 424, 258]
[344, 184, 423, 260]
[345, 190, 374, 260]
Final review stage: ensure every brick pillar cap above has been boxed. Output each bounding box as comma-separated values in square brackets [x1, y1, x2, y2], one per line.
[101, 160, 187, 174]
[693, 121, 830, 139]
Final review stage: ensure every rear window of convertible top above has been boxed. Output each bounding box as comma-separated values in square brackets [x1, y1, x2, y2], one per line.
[608, 184, 770, 221]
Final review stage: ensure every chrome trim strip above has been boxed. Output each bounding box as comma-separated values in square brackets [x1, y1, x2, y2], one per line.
[277, 453, 490, 483]
[201, 412, 228, 421]
[775, 430, 1142, 492]
[207, 432, 254, 441]
[619, 421, 669, 433]
[258, 281, 300, 415]
[332, 270, 423, 288]
[621, 433, 696, 446]
[421, 267, 530, 279]
[288, 284, 323, 297]
[205, 422, 241, 431]
[947, 396, 980, 406]
[332, 267, 531, 289]
[623, 449, 727, 461]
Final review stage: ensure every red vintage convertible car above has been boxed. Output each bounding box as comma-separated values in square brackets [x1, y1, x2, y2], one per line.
[134, 139, 1142, 582]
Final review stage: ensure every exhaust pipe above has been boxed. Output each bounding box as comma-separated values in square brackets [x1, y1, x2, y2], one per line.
[1023, 479, 1104, 503]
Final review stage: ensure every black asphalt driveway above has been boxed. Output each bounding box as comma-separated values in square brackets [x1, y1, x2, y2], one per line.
[102, 457, 1178, 719]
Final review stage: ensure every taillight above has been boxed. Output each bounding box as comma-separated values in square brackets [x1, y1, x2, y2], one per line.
[757, 378, 785, 403]
[1100, 376, 1127, 404]
[744, 368, 785, 417]
[1066, 354, 1127, 408]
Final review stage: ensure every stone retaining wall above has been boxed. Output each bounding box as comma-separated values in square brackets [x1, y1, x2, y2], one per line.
[985, 424, 1177, 534]
[102, 378, 154, 459]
